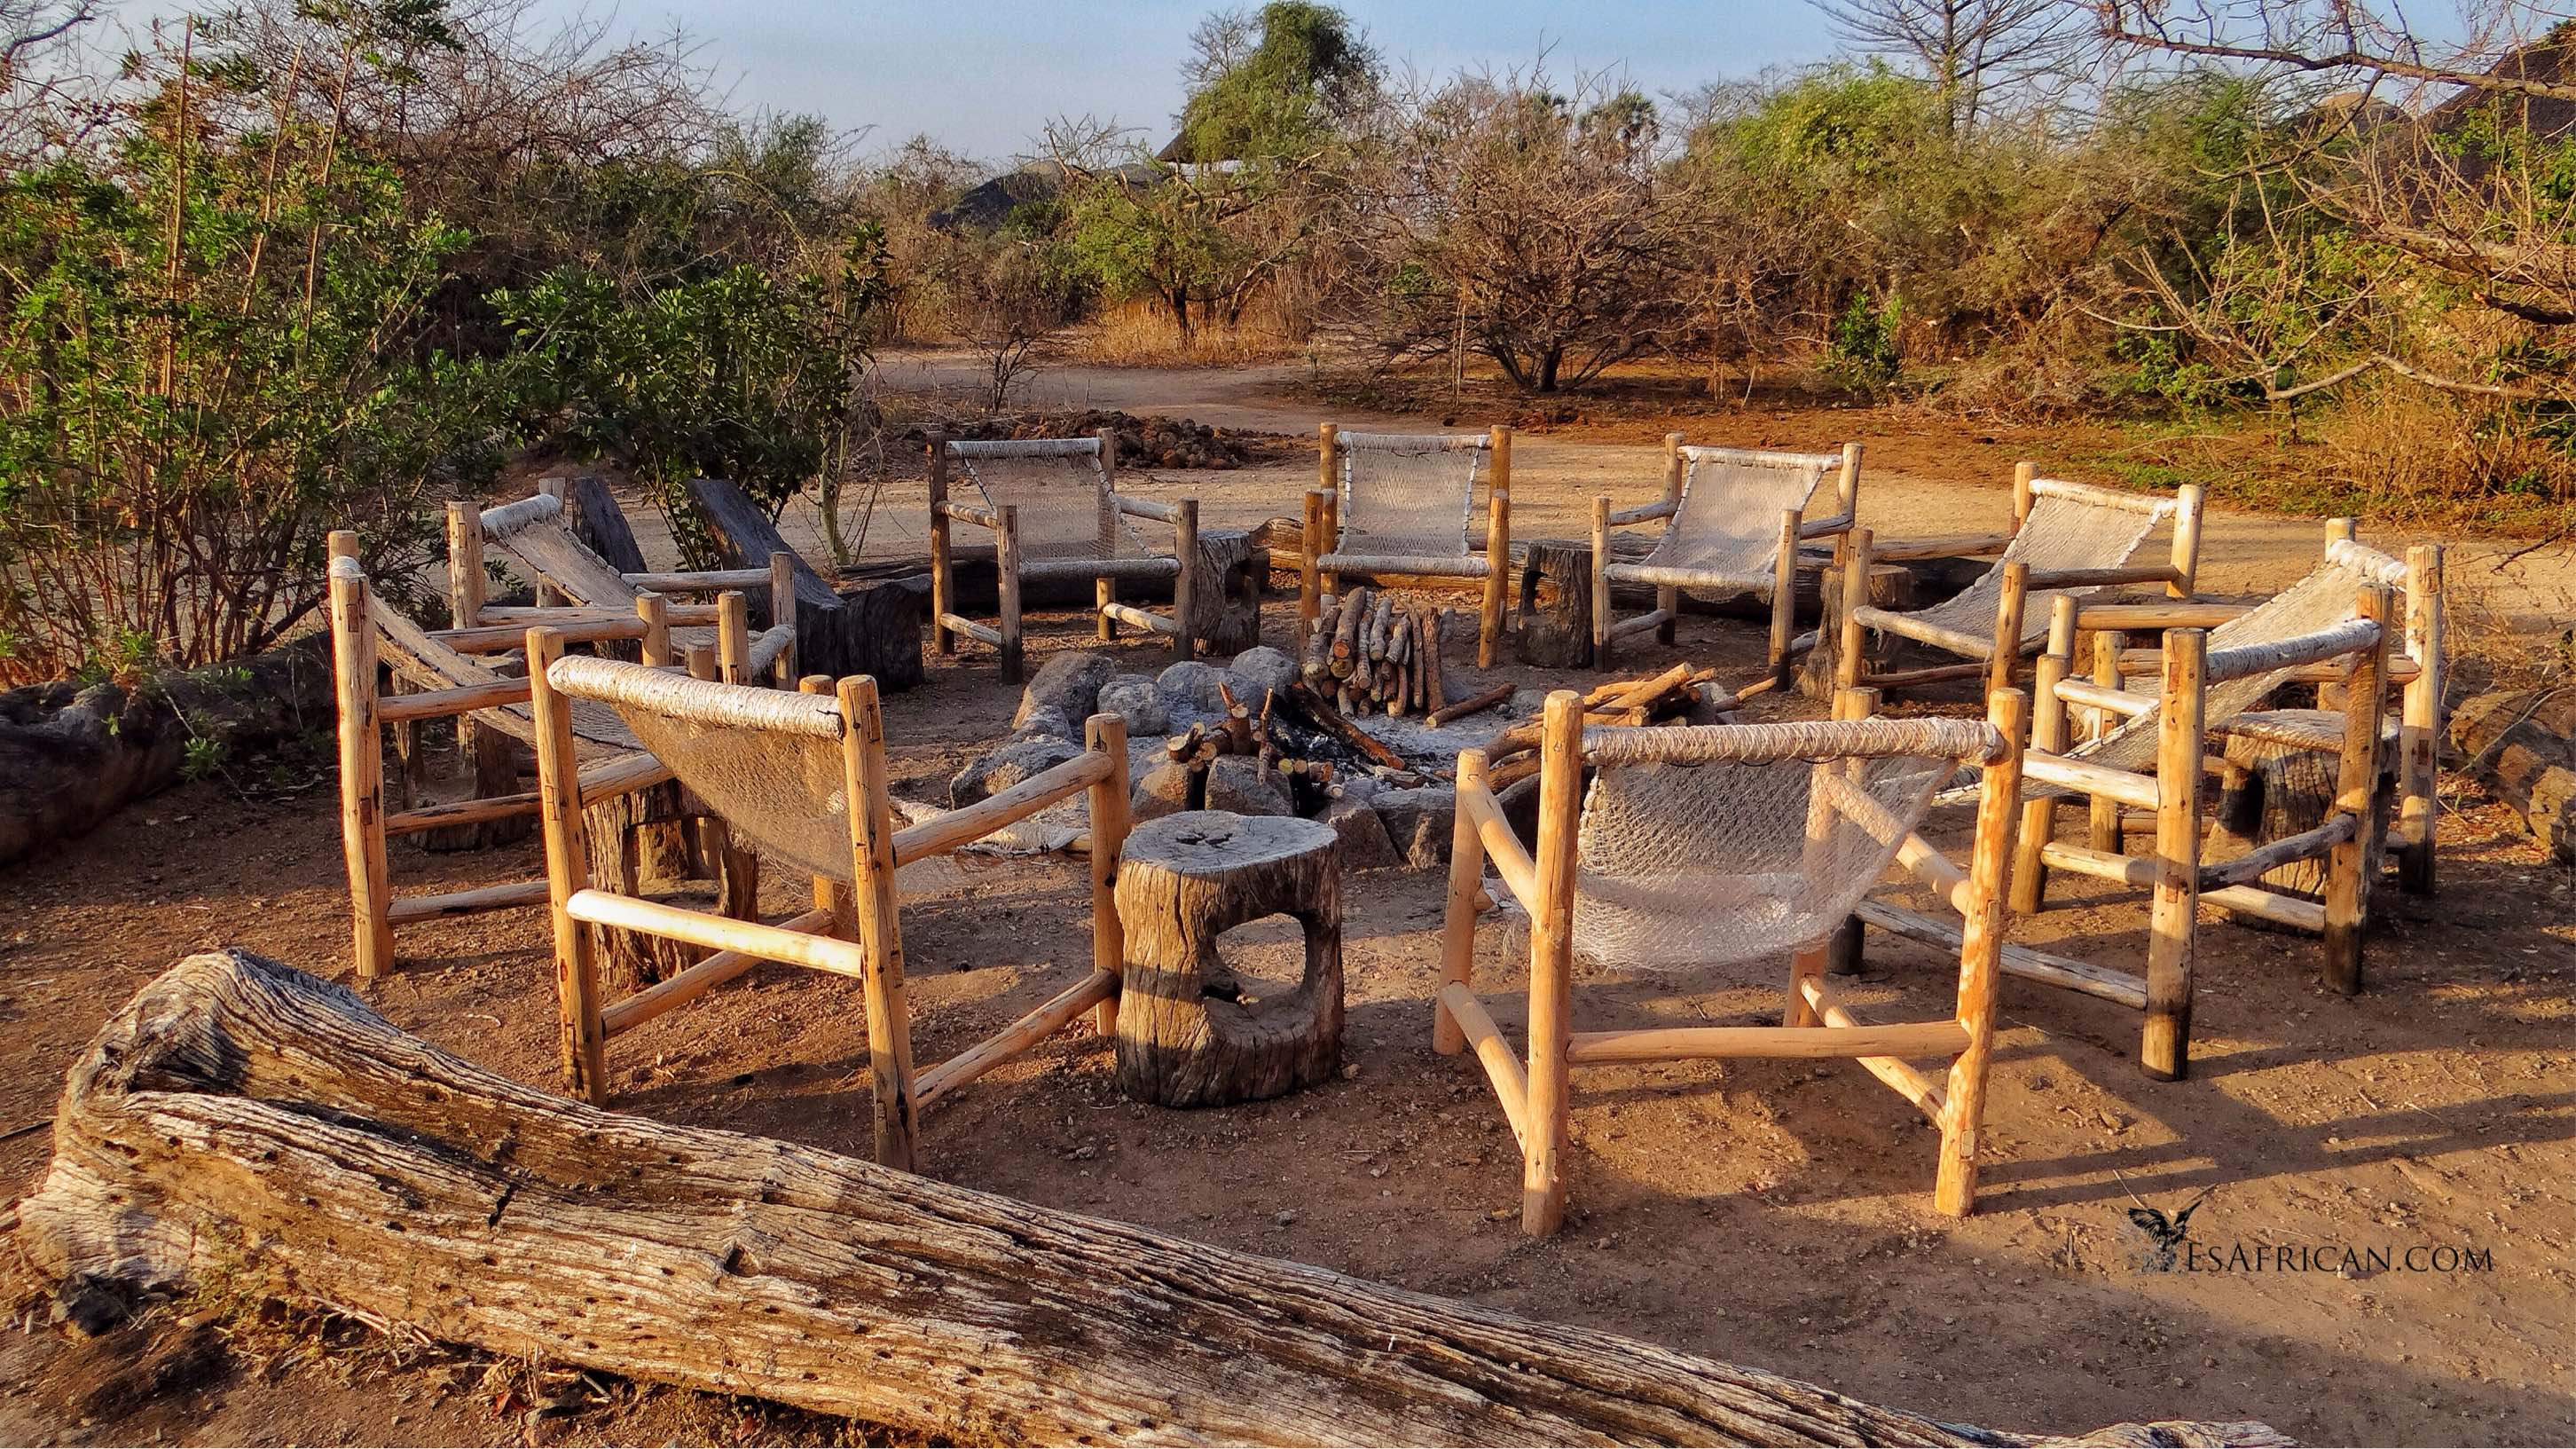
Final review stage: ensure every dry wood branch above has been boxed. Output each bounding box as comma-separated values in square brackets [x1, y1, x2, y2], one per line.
[18, 951, 2282, 1449]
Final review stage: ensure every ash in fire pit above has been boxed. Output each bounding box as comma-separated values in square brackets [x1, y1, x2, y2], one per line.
[939, 648, 1526, 868]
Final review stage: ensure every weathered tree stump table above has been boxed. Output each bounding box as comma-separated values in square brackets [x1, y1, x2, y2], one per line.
[1113, 810, 1343, 1107]
[2209, 711, 2392, 930]
[1514, 539, 1594, 668]
[1185, 527, 1267, 658]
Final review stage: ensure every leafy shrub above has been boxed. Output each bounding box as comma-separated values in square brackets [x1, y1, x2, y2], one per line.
[0, 41, 508, 684]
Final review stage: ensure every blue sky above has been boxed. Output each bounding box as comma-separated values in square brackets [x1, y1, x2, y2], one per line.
[512, 1, 1847, 162]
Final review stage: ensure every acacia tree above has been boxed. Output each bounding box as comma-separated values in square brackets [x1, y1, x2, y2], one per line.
[2090, 0, 2576, 404]
[1355, 68, 1692, 392]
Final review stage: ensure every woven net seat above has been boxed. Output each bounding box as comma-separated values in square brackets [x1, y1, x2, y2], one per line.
[339, 557, 640, 757]
[2065, 547, 2388, 779]
[549, 655, 858, 878]
[1516, 717, 2004, 972]
[1601, 446, 1831, 595]
[1903, 491, 2173, 652]
[479, 492, 776, 661]
[948, 437, 1172, 568]
[1326, 430, 1491, 574]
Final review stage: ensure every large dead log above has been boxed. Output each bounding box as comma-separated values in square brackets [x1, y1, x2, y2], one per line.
[685, 477, 923, 689]
[2448, 687, 2576, 862]
[14, 951, 2277, 1449]
[560, 472, 651, 576]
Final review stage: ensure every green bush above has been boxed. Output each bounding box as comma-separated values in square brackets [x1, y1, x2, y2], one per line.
[0, 59, 507, 682]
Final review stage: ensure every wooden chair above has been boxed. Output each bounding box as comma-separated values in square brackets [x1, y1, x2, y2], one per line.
[1300, 424, 1512, 669]
[326, 533, 758, 981]
[526, 642, 1134, 1172]
[1835, 466, 2204, 696]
[927, 429, 1198, 683]
[1857, 563, 2400, 1080]
[449, 481, 799, 685]
[1590, 437, 1861, 682]
[1436, 689, 2028, 1236]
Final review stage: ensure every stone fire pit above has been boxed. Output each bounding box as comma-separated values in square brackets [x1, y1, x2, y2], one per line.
[941, 648, 1530, 869]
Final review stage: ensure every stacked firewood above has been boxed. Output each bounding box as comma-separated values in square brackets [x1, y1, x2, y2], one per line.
[1166, 683, 1328, 781]
[1480, 663, 1734, 791]
[1300, 587, 1493, 721]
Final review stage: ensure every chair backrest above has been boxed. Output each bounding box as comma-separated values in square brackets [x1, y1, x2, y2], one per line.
[336, 556, 638, 752]
[551, 654, 853, 878]
[946, 436, 1152, 562]
[1642, 446, 1834, 578]
[1567, 717, 2005, 970]
[1336, 430, 1488, 558]
[2077, 554, 2380, 776]
[481, 492, 640, 609]
[1914, 479, 2178, 642]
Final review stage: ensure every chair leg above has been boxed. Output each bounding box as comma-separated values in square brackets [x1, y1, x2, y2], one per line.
[1936, 685, 2024, 1217]
[1786, 945, 1825, 1027]
[1435, 751, 1493, 1056]
[1590, 496, 1614, 670]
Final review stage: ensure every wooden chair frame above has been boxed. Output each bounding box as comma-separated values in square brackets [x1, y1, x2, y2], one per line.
[1589, 437, 1862, 684]
[527, 641, 1133, 1173]
[1298, 423, 1512, 669]
[1859, 582, 2397, 1081]
[1434, 686, 2028, 1237]
[446, 479, 800, 685]
[926, 429, 1198, 685]
[1836, 467, 2205, 697]
[327, 531, 759, 981]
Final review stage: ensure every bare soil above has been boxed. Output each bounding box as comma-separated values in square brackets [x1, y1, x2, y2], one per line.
[3, 359, 2573, 1446]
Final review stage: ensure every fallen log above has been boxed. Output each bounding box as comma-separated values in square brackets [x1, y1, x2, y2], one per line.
[2448, 687, 2576, 862]
[16, 950, 2280, 1449]
[0, 636, 333, 869]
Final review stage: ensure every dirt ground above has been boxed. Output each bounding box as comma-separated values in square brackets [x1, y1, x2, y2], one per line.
[2, 358, 2573, 1446]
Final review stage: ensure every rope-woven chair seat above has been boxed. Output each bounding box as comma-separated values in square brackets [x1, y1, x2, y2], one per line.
[1601, 447, 1831, 598]
[1504, 717, 2003, 973]
[479, 492, 728, 655]
[342, 559, 639, 757]
[1336, 430, 1488, 562]
[1935, 553, 2386, 807]
[551, 655, 860, 880]
[1899, 491, 2174, 651]
[948, 437, 1162, 564]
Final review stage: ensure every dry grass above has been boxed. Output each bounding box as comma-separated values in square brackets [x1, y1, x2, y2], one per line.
[1070, 297, 1301, 366]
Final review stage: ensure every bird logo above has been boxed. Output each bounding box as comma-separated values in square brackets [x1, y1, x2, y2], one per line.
[2120, 1176, 2212, 1272]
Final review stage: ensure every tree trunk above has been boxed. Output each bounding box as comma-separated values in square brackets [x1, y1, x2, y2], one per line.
[1514, 539, 1596, 669]
[16, 951, 2277, 1449]
[686, 477, 923, 689]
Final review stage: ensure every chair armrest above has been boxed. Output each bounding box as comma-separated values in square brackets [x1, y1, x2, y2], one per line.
[620, 568, 770, 594]
[1114, 494, 1184, 524]
[1864, 531, 2013, 563]
[1604, 499, 1678, 527]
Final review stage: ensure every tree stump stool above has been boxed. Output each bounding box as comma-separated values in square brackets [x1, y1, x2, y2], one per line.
[1113, 810, 1343, 1107]
[1185, 528, 1267, 658]
[1799, 559, 1917, 699]
[1514, 539, 1593, 668]
[2210, 710, 2392, 931]
[583, 781, 755, 992]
